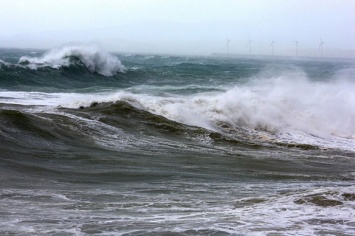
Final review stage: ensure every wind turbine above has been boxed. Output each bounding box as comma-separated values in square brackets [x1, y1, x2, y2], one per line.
[247, 35, 252, 55]
[270, 40, 275, 56]
[226, 39, 231, 55]
[319, 37, 324, 57]
[293, 40, 299, 56]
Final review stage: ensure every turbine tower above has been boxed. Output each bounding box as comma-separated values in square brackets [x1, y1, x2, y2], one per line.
[294, 40, 299, 56]
[226, 39, 231, 55]
[247, 35, 252, 55]
[319, 37, 324, 57]
[270, 40, 275, 56]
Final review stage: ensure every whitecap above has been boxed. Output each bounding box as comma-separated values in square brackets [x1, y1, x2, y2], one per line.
[18, 44, 125, 76]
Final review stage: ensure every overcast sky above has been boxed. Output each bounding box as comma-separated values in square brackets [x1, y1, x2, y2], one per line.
[0, 0, 354, 56]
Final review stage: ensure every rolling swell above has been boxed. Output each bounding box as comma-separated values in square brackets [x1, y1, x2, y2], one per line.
[70, 101, 298, 150]
[1, 101, 352, 191]
[0, 109, 99, 152]
[0, 107, 170, 183]
[0, 103, 248, 186]
[77, 101, 220, 140]
[0, 99, 266, 165]
[0, 103, 322, 185]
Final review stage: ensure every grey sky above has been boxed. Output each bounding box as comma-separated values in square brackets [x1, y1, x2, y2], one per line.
[0, 0, 354, 56]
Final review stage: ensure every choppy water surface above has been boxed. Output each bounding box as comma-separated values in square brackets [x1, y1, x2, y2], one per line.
[0, 46, 354, 235]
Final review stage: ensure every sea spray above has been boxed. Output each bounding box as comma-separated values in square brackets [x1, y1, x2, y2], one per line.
[18, 44, 125, 76]
[54, 72, 355, 140]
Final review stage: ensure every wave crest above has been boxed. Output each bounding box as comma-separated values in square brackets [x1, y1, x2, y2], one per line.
[18, 45, 125, 76]
[57, 74, 355, 150]
[0, 59, 10, 67]
[57, 74, 354, 141]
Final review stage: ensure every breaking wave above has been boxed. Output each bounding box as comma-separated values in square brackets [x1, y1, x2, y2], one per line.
[18, 44, 125, 76]
[61, 74, 354, 140]
[4, 71, 347, 150]
[0, 59, 10, 67]
[1, 52, 354, 150]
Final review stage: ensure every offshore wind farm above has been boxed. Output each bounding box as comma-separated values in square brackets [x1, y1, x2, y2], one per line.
[213, 36, 331, 60]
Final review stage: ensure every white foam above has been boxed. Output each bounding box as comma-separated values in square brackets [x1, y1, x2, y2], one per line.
[0, 59, 10, 67]
[228, 185, 355, 235]
[1, 183, 354, 235]
[114, 74, 354, 150]
[76, 75, 354, 150]
[1, 70, 354, 150]
[18, 44, 125, 76]
[0, 91, 94, 107]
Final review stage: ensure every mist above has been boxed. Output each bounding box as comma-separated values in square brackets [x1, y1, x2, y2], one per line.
[0, 0, 354, 57]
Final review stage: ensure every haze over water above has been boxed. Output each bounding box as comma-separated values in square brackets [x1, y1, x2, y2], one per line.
[1, 0, 355, 57]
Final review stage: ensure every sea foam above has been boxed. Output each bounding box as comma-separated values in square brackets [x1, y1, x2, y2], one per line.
[18, 44, 125, 76]
[63, 77, 353, 141]
[1, 65, 354, 149]
[209, 73, 355, 139]
[0, 59, 10, 67]
[97, 73, 353, 140]
[49, 69, 354, 141]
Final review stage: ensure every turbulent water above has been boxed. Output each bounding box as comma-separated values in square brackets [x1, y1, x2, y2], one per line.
[0, 45, 355, 235]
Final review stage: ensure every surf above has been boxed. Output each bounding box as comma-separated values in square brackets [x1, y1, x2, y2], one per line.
[17, 44, 125, 76]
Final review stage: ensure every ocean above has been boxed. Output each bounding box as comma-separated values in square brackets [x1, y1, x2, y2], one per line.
[0, 45, 354, 235]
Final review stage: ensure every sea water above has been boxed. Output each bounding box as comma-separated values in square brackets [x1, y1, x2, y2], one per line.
[0, 45, 354, 235]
